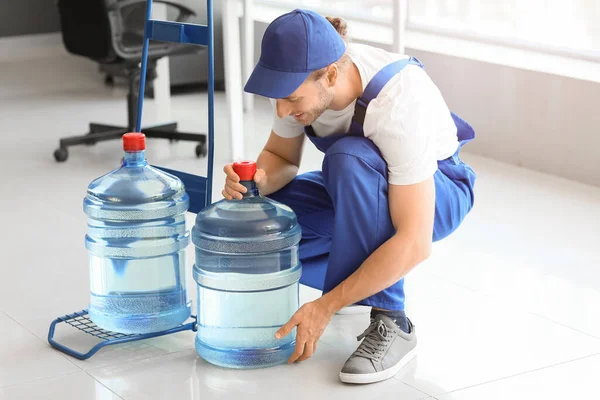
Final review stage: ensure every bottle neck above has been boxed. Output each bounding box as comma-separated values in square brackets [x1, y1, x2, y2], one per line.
[241, 180, 259, 198]
[123, 151, 147, 166]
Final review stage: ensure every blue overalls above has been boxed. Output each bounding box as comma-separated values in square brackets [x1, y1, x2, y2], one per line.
[268, 57, 476, 311]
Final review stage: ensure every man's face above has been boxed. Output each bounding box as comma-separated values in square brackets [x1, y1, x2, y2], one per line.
[276, 76, 334, 126]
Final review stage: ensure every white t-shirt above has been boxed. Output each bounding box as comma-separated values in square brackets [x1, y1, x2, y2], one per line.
[271, 43, 459, 186]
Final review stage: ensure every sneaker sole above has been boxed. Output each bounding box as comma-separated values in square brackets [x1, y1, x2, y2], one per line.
[338, 347, 417, 384]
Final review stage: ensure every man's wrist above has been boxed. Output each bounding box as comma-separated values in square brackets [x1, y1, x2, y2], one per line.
[319, 286, 347, 316]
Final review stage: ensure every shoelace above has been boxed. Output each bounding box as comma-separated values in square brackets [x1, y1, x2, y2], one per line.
[353, 319, 395, 361]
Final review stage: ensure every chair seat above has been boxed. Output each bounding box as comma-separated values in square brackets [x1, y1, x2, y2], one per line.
[122, 32, 145, 47]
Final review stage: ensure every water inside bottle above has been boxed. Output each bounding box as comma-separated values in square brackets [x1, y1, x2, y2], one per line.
[87, 243, 190, 334]
[195, 267, 299, 368]
[196, 277, 297, 360]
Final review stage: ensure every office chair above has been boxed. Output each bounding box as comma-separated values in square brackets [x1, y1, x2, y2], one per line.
[53, 0, 208, 162]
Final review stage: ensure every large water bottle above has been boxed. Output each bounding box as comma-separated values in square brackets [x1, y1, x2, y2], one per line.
[84, 133, 192, 334]
[192, 161, 302, 369]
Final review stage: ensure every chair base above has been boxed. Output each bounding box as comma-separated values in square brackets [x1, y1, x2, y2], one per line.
[53, 122, 207, 162]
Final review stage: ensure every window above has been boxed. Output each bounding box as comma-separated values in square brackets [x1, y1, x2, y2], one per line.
[254, 0, 599, 61]
[255, 0, 393, 24]
[407, 0, 600, 60]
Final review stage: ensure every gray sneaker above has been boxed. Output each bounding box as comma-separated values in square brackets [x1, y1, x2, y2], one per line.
[339, 314, 417, 384]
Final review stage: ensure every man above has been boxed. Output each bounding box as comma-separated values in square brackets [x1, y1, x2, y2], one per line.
[222, 9, 476, 384]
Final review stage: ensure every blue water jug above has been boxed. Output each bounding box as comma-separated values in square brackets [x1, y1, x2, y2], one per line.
[192, 161, 302, 369]
[84, 133, 191, 334]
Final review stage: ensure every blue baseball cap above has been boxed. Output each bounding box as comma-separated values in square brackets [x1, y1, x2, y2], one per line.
[244, 9, 346, 99]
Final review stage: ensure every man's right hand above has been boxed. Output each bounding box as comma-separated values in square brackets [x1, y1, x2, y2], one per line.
[222, 163, 266, 200]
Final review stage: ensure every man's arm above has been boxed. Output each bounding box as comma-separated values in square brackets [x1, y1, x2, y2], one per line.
[321, 176, 436, 312]
[255, 131, 305, 195]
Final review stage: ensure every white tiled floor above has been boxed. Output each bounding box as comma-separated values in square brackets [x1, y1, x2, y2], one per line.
[0, 371, 122, 400]
[0, 53, 599, 400]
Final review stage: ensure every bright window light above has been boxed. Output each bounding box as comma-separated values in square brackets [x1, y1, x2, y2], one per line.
[407, 0, 600, 56]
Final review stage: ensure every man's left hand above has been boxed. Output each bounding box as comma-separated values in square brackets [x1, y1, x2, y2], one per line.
[275, 298, 335, 363]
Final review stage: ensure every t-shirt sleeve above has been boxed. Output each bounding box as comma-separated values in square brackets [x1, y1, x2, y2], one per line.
[269, 98, 304, 138]
[362, 67, 447, 186]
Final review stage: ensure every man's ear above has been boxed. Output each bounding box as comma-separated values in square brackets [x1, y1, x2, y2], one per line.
[326, 63, 338, 87]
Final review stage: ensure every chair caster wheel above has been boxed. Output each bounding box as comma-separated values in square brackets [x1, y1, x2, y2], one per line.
[54, 148, 68, 162]
[195, 143, 207, 158]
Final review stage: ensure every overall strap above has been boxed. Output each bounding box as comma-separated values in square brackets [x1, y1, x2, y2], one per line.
[349, 56, 424, 135]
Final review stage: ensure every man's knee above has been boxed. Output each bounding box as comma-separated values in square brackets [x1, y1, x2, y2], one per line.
[323, 136, 387, 180]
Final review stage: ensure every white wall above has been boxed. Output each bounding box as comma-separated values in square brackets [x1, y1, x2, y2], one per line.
[407, 49, 600, 188]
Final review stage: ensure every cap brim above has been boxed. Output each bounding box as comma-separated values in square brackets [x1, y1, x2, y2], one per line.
[244, 63, 310, 99]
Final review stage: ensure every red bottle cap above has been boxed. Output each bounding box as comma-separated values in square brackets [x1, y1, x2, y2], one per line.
[123, 132, 146, 152]
[233, 161, 256, 181]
